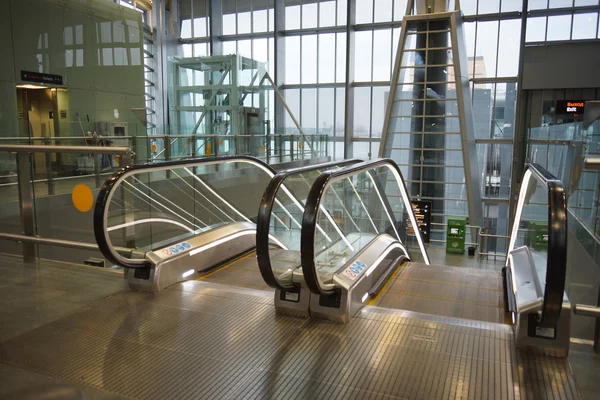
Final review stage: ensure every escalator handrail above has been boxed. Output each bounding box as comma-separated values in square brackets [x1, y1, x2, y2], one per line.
[256, 159, 362, 290]
[509, 163, 567, 329]
[301, 158, 430, 296]
[94, 156, 276, 269]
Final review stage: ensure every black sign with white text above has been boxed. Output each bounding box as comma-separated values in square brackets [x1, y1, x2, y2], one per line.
[556, 100, 585, 116]
[20, 71, 63, 85]
[410, 200, 431, 243]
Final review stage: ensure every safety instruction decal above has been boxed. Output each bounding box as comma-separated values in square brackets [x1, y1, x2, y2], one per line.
[160, 241, 191, 257]
[343, 260, 367, 280]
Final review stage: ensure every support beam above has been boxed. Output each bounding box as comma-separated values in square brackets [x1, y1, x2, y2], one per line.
[510, 0, 530, 228]
[209, 0, 223, 55]
[343, 0, 356, 158]
[274, 0, 286, 135]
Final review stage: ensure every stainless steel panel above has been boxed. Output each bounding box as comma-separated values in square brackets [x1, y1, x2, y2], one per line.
[128, 222, 256, 291]
[310, 235, 405, 323]
[509, 246, 572, 357]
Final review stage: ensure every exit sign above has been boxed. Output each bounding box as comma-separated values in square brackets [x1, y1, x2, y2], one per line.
[556, 100, 585, 116]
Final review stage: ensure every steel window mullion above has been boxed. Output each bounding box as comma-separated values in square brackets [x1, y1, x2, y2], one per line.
[250, 0, 254, 33]
[569, 12, 575, 40]
[494, 19, 501, 79]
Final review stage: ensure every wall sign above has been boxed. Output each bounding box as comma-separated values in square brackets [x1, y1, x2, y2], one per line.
[20, 70, 63, 85]
[556, 100, 585, 116]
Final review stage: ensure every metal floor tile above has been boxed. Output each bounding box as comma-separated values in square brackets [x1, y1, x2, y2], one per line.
[374, 262, 507, 324]
[1, 280, 580, 399]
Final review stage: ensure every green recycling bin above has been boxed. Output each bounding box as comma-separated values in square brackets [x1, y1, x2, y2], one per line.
[446, 217, 467, 255]
[525, 221, 548, 251]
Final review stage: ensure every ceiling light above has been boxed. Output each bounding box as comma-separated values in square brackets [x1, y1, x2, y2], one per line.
[16, 84, 47, 89]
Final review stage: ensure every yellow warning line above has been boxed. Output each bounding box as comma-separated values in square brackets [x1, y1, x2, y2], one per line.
[368, 260, 408, 306]
[382, 289, 500, 308]
[197, 251, 255, 280]
[395, 276, 502, 292]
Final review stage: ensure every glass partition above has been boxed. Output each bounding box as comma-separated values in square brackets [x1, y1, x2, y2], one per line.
[96, 156, 275, 268]
[302, 159, 430, 294]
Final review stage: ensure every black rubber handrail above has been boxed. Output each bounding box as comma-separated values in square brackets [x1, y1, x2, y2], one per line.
[301, 158, 418, 296]
[256, 159, 361, 290]
[94, 156, 276, 269]
[521, 163, 568, 329]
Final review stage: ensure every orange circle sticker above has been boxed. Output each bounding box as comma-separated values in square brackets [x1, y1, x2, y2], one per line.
[151, 144, 157, 152]
[183, 140, 187, 147]
[72, 184, 94, 212]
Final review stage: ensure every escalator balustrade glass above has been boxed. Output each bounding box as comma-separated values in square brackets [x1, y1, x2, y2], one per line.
[94, 156, 276, 269]
[302, 159, 430, 296]
[257, 159, 361, 289]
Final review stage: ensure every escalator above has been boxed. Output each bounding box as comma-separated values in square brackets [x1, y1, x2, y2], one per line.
[51, 156, 580, 398]
[291, 158, 571, 357]
[93, 156, 360, 292]
[94, 156, 282, 291]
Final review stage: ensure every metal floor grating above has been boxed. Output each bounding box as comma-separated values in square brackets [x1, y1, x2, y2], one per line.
[1, 280, 580, 399]
[373, 262, 507, 324]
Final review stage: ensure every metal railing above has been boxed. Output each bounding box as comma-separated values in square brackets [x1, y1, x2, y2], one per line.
[148, 133, 329, 164]
[0, 133, 330, 166]
[0, 144, 135, 263]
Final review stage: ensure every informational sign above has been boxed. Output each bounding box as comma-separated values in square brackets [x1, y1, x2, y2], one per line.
[20, 70, 63, 85]
[157, 241, 191, 259]
[410, 201, 431, 243]
[556, 100, 585, 116]
[343, 260, 367, 281]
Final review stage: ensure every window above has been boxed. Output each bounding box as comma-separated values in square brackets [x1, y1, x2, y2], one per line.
[546, 15, 572, 41]
[572, 13, 598, 40]
[354, 31, 373, 81]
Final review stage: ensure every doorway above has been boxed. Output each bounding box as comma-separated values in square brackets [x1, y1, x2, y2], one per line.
[16, 87, 62, 179]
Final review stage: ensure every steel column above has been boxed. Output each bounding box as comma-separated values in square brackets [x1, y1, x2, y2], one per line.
[209, 0, 223, 55]
[16, 152, 37, 263]
[510, 0, 530, 228]
[274, 0, 286, 137]
[343, 0, 356, 159]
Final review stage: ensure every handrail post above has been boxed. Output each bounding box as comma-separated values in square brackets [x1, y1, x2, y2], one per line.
[596, 287, 600, 354]
[278, 134, 283, 161]
[94, 153, 101, 188]
[44, 137, 54, 195]
[119, 151, 133, 168]
[164, 135, 171, 161]
[16, 152, 37, 263]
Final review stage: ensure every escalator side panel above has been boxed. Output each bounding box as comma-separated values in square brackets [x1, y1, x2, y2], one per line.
[128, 222, 256, 291]
[309, 234, 407, 323]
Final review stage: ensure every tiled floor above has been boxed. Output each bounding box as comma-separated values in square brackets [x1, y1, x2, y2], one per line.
[1, 253, 599, 399]
[0, 253, 129, 398]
